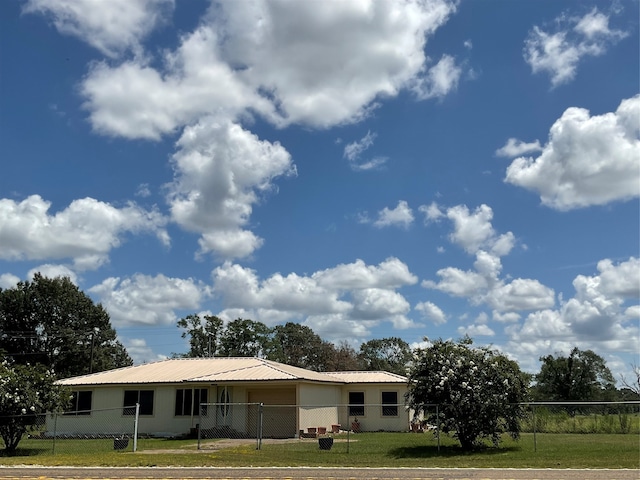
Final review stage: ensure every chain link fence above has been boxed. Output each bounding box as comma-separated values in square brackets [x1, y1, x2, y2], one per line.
[2, 401, 638, 456]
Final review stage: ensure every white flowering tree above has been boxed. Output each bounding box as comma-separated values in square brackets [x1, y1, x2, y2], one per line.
[0, 359, 68, 453]
[407, 337, 530, 451]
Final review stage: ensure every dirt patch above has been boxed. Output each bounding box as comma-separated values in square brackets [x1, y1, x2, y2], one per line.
[136, 438, 304, 454]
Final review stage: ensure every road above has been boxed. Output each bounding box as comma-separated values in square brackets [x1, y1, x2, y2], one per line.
[0, 467, 638, 479]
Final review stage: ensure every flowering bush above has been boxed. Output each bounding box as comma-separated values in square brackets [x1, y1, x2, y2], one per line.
[407, 337, 529, 450]
[0, 359, 68, 453]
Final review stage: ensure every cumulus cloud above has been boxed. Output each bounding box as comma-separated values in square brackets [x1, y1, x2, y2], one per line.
[28, 264, 78, 284]
[122, 338, 167, 364]
[419, 201, 445, 223]
[415, 301, 447, 325]
[167, 118, 295, 259]
[457, 323, 495, 337]
[24, 0, 174, 58]
[507, 257, 639, 352]
[0, 273, 20, 290]
[80, 0, 458, 139]
[422, 204, 555, 314]
[495, 138, 543, 157]
[505, 96, 640, 210]
[446, 204, 515, 256]
[212, 257, 418, 333]
[0, 195, 168, 270]
[524, 7, 627, 87]
[89, 274, 208, 327]
[373, 201, 414, 229]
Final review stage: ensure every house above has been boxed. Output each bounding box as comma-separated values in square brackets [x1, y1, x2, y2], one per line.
[54, 357, 410, 438]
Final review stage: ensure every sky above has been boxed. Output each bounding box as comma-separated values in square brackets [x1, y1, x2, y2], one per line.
[0, 0, 638, 382]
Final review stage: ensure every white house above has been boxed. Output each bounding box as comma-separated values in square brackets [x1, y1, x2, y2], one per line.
[54, 357, 410, 438]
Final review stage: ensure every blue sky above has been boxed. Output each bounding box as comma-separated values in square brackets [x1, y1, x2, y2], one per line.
[1, 0, 638, 381]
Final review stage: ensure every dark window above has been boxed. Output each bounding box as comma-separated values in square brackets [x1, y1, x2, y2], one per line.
[65, 391, 92, 415]
[348, 391, 364, 417]
[123, 390, 154, 415]
[381, 391, 398, 416]
[175, 388, 208, 416]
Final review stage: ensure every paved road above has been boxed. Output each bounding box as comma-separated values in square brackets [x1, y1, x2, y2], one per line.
[0, 467, 638, 479]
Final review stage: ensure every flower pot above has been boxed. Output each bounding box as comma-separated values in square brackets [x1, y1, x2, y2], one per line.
[318, 437, 333, 450]
[317, 426, 327, 435]
[331, 424, 341, 433]
[351, 421, 361, 433]
[113, 437, 129, 450]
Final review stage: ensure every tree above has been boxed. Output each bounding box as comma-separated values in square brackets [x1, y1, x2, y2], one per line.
[0, 274, 132, 378]
[534, 347, 616, 401]
[269, 322, 336, 371]
[325, 341, 361, 371]
[0, 358, 68, 453]
[619, 363, 640, 398]
[176, 314, 223, 357]
[407, 337, 529, 451]
[359, 337, 412, 376]
[218, 318, 273, 357]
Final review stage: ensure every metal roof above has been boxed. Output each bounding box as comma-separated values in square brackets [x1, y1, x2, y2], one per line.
[323, 371, 408, 384]
[56, 358, 387, 386]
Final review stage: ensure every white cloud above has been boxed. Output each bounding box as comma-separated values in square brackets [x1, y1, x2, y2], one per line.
[89, 274, 207, 327]
[524, 7, 627, 87]
[28, 264, 78, 284]
[0, 195, 168, 270]
[446, 204, 515, 256]
[486, 278, 555, 312]
[495, 138, 543, 158]
[212, 258, 417, 332]
[374, 201, 414, 229]
[80, 0, 458, 139]
[505, 95, 640, 210]
[344, 131, 388, 171]
[507, 257, 639, 350]
[415, 301, 447, 325]
[0, 273, 20, 290]
[418, 201, 444, 223]
[122, 338, 167, 365]
[493, 311, 521, 323]
[412, 54, 462, 100]
[24, 0, 174, 58]
[457, 323, 495, 337]
[167, 118, 295, 260]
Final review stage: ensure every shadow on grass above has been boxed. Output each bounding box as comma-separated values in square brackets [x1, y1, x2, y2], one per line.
[0, 446, 52, 457]
[389, 444, 521, 459]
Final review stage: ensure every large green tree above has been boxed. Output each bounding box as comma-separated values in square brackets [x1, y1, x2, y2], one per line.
[0, 274, 131, 378]
[0, 358, 69, 453]
[359, 337, 412, 376]
[176, 314, 224, 357]
[534, 347, 616, 401]
[407, 337, 529, 451]
[218, 318, 273, 357]
[269, 322, 335, 371]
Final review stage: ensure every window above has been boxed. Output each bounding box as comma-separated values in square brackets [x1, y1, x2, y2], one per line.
[348, 391, 364, 417]
[175, 388, 208, 416]
[123, 390, 154, 415]
[65, 391, 92, 415]
[381, 391, 398, 416]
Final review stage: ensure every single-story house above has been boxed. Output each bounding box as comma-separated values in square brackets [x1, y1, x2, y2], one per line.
[54, 357, 411, 438]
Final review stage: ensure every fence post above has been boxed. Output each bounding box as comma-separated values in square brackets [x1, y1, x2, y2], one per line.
[532, 404, 537, 453]
[257, 403, 263, 450]
[52, 413, 58, 455]
[133, 403, 140, 452]
[436, 404, 440, 453]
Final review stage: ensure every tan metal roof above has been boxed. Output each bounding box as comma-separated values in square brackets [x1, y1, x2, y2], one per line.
[323, 371, 408, 383]
[57, 358, 346, 386]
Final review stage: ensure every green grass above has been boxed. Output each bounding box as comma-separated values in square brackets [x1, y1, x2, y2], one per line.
[1, 433, 638, 468]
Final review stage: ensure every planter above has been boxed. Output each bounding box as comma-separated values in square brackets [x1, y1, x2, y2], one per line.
[307, 427, 317, 434]
[331, 424, 341, 434]
[113, 437, 129, 450]
[318, 437, 334, 450]
[317, 426, 327, 435]
[351, 421, 361, 433]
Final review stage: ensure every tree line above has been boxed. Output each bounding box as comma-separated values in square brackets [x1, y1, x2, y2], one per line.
[175, 313, 413, 375]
